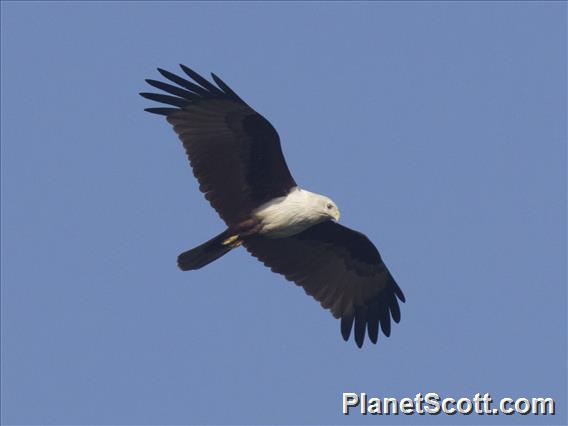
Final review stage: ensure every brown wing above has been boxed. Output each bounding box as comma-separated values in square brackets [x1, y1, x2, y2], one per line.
[244, 221, 405, 348]
[140, 65, 296, 226]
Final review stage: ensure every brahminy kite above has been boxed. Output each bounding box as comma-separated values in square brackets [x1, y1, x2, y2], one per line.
[140, 65, 405, 347]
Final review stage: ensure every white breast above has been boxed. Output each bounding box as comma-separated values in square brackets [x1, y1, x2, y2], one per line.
[252, 187, 327, 238]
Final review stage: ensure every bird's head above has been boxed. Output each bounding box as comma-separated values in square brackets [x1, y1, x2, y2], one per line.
[321, 197, 341, 222]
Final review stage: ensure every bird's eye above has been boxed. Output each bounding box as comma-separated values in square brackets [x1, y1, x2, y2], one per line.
[327, 203, 333, 210]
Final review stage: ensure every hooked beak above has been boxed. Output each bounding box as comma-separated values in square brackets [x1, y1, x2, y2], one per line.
[333, 210, 341, 222]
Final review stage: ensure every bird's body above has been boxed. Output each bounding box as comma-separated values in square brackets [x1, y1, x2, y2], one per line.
[141, 65, 405, 347]
[252, 187, 339, 238]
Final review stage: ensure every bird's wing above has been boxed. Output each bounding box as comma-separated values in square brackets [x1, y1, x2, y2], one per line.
[243, 221, 405, 347]
[141, 65, 297, 226]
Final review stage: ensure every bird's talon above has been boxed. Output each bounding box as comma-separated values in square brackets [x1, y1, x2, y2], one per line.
[222, 235, 239, 246]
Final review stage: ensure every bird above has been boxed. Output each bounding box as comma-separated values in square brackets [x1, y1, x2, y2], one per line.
[140, 65, 405, 348]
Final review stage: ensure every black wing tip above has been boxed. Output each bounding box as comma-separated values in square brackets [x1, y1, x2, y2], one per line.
[340, 314, 354, 342]
[389, 273, 406, 303]
[179, 64, 224, 95]
[395, 285, 406, 303]
[144, 107, 179, 116]
[340, 309, 371, 348]
[380, 319, 392, 337]
[211, 72, 245, 103]
[179, 63, 193, 73]
[142, 64, 244, 110]
[341, 280, 404, 347]
[179, 64, 207, 82]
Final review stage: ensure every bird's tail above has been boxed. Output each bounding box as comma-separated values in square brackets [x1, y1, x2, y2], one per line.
[177, 229, 242, 271]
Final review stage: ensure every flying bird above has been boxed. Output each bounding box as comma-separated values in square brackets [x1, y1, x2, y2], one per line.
[140, 65, 405, 347]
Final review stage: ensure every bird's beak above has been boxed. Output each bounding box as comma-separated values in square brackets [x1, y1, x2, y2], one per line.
[333, 210, 341, 222]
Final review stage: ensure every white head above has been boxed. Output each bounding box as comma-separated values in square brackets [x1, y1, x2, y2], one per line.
[319, 196, 340, 222]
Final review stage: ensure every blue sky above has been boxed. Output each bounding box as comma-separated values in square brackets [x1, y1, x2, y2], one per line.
[1, 2, 565, 425]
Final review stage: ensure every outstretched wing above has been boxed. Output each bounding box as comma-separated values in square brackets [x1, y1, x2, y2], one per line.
[244, 221, 405, 348]
[141, 65, 297, 226]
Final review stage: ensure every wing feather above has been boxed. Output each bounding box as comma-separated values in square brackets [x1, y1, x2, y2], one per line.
[140, 92, 189, 107]
[180, 64, 224, 95]
[244, 221, 405, 348]
[211, 73, 246, 103]
[141, 65, 297, 225]
[157, 68, 210, 96]
[145, 79, 200, 101]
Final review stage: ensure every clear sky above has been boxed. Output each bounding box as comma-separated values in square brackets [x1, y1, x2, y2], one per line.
[1, 2, 565, 425]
